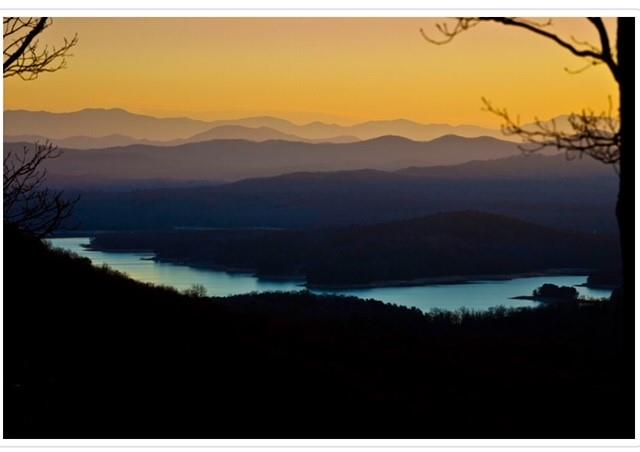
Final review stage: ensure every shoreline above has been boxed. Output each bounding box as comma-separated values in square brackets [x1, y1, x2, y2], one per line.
[141, 255, 308, 282]
[510, 295, 608, 303]
[511, 295, 571, 303]
[86, 242, 592, 289]
[306, 269, 593, 290]
[129, 254, 592, 290]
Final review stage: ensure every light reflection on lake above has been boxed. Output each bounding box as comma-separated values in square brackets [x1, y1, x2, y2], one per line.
[50, 237, 612, 313]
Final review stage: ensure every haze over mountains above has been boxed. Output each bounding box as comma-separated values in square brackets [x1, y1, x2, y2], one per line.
[4, 106, 617, 236]
[4, 108, 514, 147]
[65, 153, 617, 236]
[6, 126, 361, 149]
[5, 134, 524, 182]
[398, 153, 616, 180]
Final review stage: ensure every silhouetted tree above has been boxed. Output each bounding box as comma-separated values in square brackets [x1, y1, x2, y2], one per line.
[4, 142, 78, 238]
[3, 18, 79, 237]
[183, 283, 208, 298]
[4, 17, 78, 80]
[533, 284, 579, 301]
[421, 18, 633, 316]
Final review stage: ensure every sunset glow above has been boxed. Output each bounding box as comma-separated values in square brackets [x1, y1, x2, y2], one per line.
[4, 17, 618, 126]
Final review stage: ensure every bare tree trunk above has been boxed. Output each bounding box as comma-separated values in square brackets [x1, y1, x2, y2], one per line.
[616, 17, 633, 352]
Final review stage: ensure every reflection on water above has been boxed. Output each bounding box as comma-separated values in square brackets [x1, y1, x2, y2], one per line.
[50, 237, 613, 313]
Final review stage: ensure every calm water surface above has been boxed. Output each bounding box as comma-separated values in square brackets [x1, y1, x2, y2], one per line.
[51, 237, 612, 312]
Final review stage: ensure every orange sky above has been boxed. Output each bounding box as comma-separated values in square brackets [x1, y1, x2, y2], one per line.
[3, 18, 618, 126]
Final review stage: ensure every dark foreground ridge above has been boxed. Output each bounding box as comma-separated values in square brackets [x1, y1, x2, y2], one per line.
[4, 226, 633, 438]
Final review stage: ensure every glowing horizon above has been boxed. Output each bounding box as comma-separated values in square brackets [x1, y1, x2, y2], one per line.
[4, 17, 618, 127]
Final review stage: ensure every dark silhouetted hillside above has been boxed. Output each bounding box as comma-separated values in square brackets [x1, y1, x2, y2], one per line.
[398, 153, 613, 180]
[3, 225, 632, 438]
[90, 211, 620, 286]
[66, 154, 618, 235]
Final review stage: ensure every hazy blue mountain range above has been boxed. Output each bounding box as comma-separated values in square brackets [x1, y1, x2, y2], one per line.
[4, 107, 513, 143]
[64, 153, 618, 235]
[205, 116, 512, 142]
[397, 153, 616, 180]
[5, 134, 523, 182]
[4, 126, 360, 149]
[5, 108, 211, 141]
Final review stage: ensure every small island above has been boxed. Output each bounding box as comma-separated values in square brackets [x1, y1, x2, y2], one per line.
[512, 283, 580, 303]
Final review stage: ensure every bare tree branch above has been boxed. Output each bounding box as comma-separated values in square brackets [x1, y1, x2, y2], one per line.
[3, 18, 79, 236]
[3, 17, 78, 80]
[4, 141, 79, 238]
[586, 17, 618, 80]
[482, 97, 620, 167]
[422, 17, 620, 171]
[3, 17, 47, 70]
[421, 18, 619, 81]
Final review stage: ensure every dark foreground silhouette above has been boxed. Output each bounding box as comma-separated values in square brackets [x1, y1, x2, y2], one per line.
[3, 225, 633, 438]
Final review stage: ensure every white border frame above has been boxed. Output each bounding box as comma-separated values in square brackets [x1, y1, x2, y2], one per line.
[0, 0, 638, 446]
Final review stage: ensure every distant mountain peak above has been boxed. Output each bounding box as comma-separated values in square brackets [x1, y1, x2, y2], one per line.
[429, 133, 505, 143]
[360, 134, 416, 144]
[360, 118, 421, 126]
[81, 107, 129, 113]
[5, 107, 517, 143]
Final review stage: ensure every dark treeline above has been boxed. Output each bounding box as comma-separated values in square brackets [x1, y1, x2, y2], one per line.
[4, 225, 633, 438]
[587, 269, 624, 288]
[90, 211, 620, 286]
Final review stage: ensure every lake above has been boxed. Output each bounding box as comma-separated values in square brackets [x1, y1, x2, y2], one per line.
[50, 237, 613, 312]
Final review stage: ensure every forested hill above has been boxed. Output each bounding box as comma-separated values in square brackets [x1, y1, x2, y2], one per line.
[3, 225, 631, 438]
[66, 153, 618, 235]
[90, 211, 620, 286]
